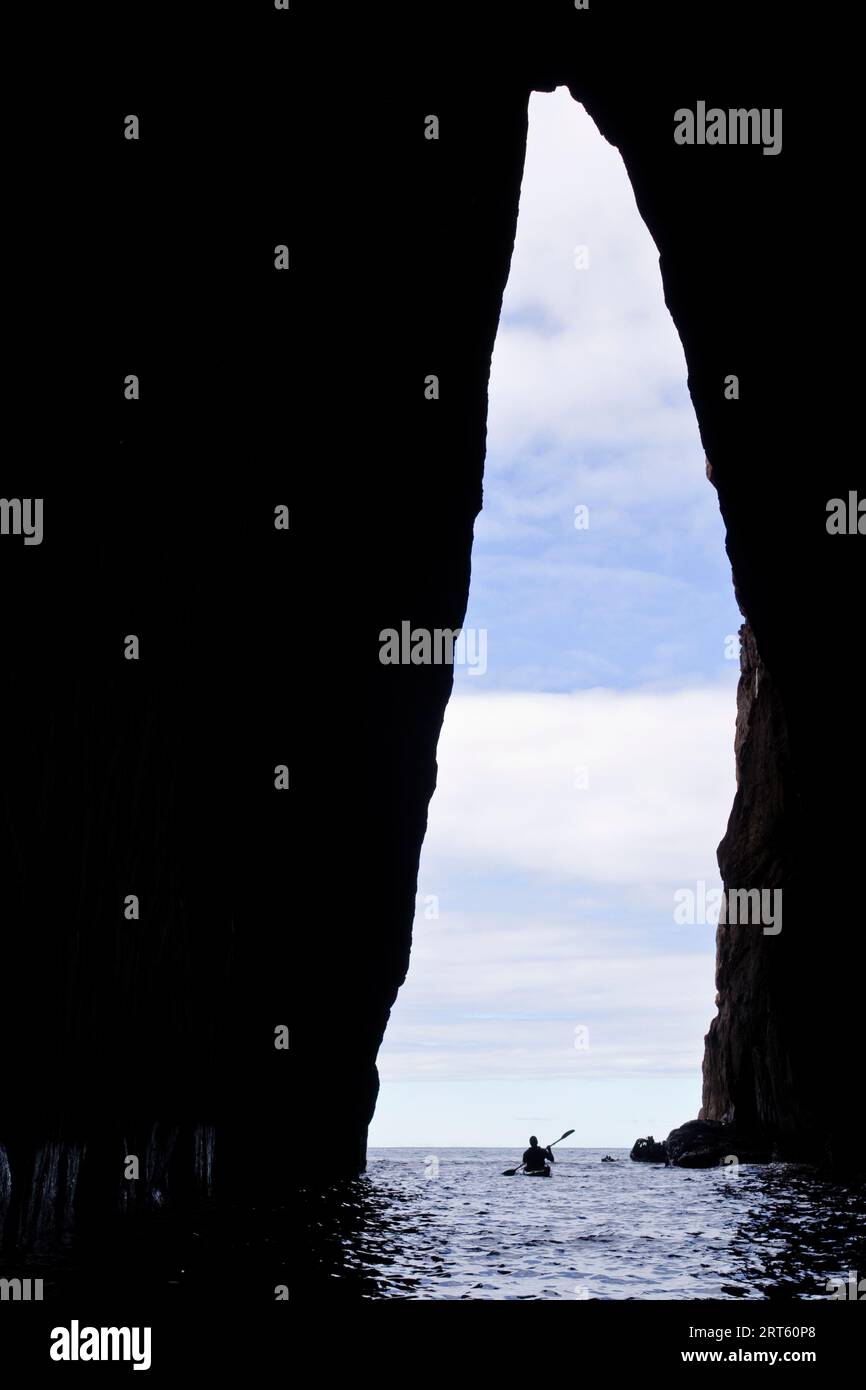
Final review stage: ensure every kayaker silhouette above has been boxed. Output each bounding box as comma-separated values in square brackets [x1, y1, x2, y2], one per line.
[522, 1135, 555, 1171]
[501, 1128, 572, 1175]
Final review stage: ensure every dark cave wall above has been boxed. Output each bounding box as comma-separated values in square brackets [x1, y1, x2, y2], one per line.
[1, 5, 859, 1234]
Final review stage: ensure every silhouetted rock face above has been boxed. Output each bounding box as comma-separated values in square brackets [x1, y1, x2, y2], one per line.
[2, 11, 860, 1224]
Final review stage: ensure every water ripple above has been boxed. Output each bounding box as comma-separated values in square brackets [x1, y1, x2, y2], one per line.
[297, 1148, 866, 1300]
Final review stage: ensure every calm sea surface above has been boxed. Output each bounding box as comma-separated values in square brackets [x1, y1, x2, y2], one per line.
[299, 1148, 866, 1300]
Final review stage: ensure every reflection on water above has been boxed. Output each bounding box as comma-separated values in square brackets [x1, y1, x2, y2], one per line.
[297, 1149, 866, 1301]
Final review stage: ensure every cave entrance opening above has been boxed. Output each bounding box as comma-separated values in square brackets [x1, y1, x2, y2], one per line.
[370, 87, 741, 1154]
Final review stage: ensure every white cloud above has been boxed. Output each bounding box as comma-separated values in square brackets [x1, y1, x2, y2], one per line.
[379, 684, 734, 1084]
[423, 686, 736, 886]
[379, 912, 716, 1083]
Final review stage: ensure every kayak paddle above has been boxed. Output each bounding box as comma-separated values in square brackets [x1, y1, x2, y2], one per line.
[502, 1128, 575, 1176]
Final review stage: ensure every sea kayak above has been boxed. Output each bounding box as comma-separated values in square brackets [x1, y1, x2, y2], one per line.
[522, 1164, 551, 1177]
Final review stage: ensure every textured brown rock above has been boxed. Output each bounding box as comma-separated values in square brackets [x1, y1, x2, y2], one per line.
[700, 621, 796, 1139]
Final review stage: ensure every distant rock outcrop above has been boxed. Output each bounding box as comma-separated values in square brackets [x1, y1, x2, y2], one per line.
[630, 1136, 667, 1164]
[632, 1121, 776, 1168]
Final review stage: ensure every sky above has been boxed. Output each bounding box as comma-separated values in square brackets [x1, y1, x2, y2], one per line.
[369, 88, 743, 1150]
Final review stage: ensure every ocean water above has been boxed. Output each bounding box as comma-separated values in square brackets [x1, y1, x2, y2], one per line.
[299, 1148, 866, 1300]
